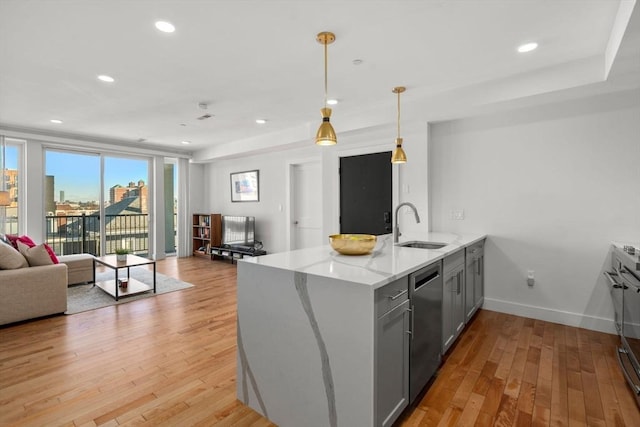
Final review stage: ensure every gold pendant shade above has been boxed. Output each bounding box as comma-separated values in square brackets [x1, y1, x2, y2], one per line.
[391, 138, 407, 164]
[316, 107, 337, 146]
[315, 32, 337, 146]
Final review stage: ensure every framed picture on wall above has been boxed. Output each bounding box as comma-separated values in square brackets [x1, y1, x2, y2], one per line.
[230, 170, 259, 202]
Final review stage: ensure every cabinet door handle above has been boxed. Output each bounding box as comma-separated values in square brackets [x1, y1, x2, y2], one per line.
[408, 306, 414, 340]
[387, 289, 408, 300]
[604, 271, 619, 287]
[456, 271, 461, 295]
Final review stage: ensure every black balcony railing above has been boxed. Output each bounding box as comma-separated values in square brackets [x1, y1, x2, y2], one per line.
[45, 213, 149, 256]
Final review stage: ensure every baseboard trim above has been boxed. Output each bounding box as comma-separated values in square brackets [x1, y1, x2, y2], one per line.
[483, 297, 616, 335]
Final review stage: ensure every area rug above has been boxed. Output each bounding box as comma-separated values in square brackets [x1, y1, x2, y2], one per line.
[66, 269, 194, 314]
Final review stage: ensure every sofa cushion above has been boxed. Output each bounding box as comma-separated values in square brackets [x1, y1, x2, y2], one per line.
[58, 254, 95, 285]
[18, 241, 54, 267]
[0, 240, 28, 269]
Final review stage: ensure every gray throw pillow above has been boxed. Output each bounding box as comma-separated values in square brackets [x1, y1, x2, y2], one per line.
[0, 239, 29, 269]
[17, 241, 54, 267]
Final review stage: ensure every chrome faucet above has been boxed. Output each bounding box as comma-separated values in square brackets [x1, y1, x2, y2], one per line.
[394, 202, 421, 243]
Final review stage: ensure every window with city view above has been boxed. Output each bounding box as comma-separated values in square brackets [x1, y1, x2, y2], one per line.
[45, 150, 149, 256]
[1, 141, 19, 236]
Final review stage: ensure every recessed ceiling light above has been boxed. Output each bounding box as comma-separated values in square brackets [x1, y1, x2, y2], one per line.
[181, 140, 191, 145]
[97, 74, 115, 83]
[327, 99, 339, 105]
[517, 42, 538, 53]
[255, 119, 267, 124]
[155, 21, 175, 33]
[50, 119, 63, 124]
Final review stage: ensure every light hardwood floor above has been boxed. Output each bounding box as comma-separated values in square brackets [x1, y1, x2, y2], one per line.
[1, 256, 638, 426]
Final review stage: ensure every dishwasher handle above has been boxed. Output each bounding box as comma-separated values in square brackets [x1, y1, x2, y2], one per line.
[413, 264, 441, 291]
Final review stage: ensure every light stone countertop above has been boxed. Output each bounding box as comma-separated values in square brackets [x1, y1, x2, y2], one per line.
[612, 241, 640, 271]
[240, 232, 486, 289]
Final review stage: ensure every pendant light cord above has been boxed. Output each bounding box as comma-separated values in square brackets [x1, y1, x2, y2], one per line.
[397, 91, 401, 139]
[324, 41, 328, 108]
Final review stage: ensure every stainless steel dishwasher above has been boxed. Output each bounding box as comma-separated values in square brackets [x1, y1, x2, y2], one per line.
[409, 261, 443, 403]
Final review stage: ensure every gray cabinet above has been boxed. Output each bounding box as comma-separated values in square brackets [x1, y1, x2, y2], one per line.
[375, 277, 410, 427]
[464, 239, 485, 322]
[442, 249, 465, 354]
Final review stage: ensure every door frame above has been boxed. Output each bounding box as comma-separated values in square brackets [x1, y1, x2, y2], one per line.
[285, 157, 322, 251]
[332, 145, 399, 237]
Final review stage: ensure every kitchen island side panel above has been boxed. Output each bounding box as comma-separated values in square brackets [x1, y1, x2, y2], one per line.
[237, 260, 376, 427]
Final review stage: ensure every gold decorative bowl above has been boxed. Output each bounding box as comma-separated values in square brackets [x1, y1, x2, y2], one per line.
[329, 234, 377, 255]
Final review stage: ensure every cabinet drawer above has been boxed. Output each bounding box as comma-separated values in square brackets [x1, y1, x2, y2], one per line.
[444, 248, 465, 274]
[466, 240, 484, 258]
[376, 276, 409, 317]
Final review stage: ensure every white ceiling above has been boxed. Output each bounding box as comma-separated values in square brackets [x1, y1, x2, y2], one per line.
[0, 0, 637, 160]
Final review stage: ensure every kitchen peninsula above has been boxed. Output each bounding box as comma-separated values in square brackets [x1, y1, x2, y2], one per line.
[236, 232, 486, 427]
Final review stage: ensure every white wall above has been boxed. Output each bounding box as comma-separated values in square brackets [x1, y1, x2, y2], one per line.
[205, 124, 431, 254]
[429, 89, 640, 333]
[206, 146, 319, 254]
[189, 162, 206, 215]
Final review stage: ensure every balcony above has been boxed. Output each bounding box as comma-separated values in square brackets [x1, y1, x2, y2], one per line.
[46, 213, 150, 256]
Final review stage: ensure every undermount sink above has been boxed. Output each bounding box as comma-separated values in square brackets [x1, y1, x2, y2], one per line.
[396, 241, 447, 250]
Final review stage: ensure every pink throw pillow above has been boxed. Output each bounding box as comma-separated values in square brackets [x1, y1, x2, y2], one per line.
[5, 234, 20, 249]
[11, 235, 59, 264]
[43, 243, 59, 264]
[16, 235, 36, 247]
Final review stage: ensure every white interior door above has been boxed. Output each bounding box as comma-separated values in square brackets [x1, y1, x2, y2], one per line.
[291, 162, 322, 250]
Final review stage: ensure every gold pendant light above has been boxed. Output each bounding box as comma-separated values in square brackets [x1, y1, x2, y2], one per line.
[391, 86, 407, 163]
[315, 32, 337, 146]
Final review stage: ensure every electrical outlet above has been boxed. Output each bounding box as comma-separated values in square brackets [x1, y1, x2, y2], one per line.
[451, 209, 464, 220]
[527, 270, 535, 286]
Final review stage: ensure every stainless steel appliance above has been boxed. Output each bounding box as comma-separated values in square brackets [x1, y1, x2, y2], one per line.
[608, 246, 640, 406]
[408, 261, 443, 403]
